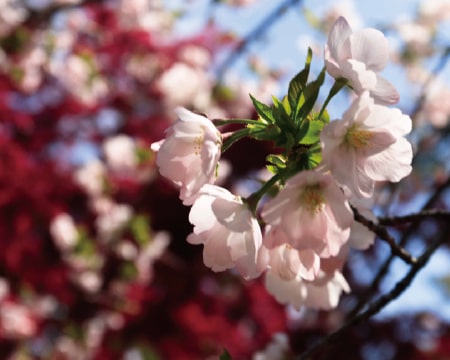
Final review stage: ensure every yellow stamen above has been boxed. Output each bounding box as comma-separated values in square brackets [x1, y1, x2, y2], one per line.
[344, 124, 374, 150]
[300, 184, 325, 214]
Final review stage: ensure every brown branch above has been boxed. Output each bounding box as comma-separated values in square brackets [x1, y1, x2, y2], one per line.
[347, 175, 450, 318]
[296, 226, 447, 360]
[379, 209, 450, 226]
[352, 206, 417, 265]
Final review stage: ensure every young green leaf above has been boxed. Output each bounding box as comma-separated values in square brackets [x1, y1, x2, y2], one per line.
[249, 94, 275, 123]
[287, 48, 313, 117]
[219, 349, 232, 360]
[294, 68, 326, 123]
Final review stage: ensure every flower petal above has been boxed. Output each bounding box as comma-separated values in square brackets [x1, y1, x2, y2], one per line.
[349, 28, 389, 72]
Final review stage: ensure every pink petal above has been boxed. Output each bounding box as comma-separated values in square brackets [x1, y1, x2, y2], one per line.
[327, 16, 353, 62]
[364, 138, 413, 182]
[340, 59, 377, 93]
[349, 28, 389, 72]
[297, 249, 320, 281]
[363, 104, 412, 136]
[371, 76, 400, 105]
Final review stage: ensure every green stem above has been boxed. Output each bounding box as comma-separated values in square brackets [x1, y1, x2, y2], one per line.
[245, 173, 281, 214]
[318, 77, 348, 118]
[213, 118, 267, 127]
[221, 128, 252, 153]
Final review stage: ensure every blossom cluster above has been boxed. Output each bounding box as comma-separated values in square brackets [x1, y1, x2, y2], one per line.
[152, 16, 414, 311]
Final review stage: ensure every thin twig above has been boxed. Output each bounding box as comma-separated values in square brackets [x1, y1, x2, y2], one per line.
[347, 175, 450, 318]
[352, 206, 417, 265]
[379, 209, 450, 226]
[215, 0, 303, 79]
[296, 227, 448, 360]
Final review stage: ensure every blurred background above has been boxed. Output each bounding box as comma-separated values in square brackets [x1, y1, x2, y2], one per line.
[1, 0, 450, 359]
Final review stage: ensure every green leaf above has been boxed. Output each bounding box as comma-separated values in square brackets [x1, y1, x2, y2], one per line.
[298, 115, 327, 145]
[248, 123, 281, 142]
[73, 227, 95, 257]
[302, 8, 322, 30]
[219, 349, 232, 360]
[120, 262, 138, 280]
[306, 143, 323, 168]
[282, 95, 291, 115]
[287, 48, 313, 117]
[222, 127, 251, 153]
[266, 154, 286, 169]
[285, 141, 322, 173]
[271, 95, 283, 109]
[249, 94, 275, 123]
[136, 146, 153, 164]
[132, 344, 162, 360]
[130, 215, 152, 246]
[295, 68, 326, 125]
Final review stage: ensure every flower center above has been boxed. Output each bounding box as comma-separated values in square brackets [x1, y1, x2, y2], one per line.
[344, 124, 374, 150]
[193, 127, 222, 155]
[300, 184, 325, 214]
[193, 130, 204, 155]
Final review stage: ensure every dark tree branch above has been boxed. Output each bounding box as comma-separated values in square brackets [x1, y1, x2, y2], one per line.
[379, 209, 450, 226]
[347, 175, 450, 318]
[296, 226, 448, 360]
[352, 206, 417, 265]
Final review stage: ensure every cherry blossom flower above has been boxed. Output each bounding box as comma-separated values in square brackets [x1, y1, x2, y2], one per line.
[0, 302, 38, 339]
[187, 184, 262, 279]
[253, 332, 290, 360]
[95, 201, 133, 242]
[419, 79, 450, 128]
[320, 91, 413, 198]
[156, 62, 212, 110]
[261, 170, 353, 258]
[265, 268, 350, 310]
[0, 0, 27, 37]
[103, 135, 137, 172]
[257, 242, 320, 282]
[50, 213, 79, 251]
[135, 231, 170, 283]
[74, 160, 106, 197]
[151, 107, 222, 205]
[325, 16, 399, 104]
[321, 0, 362, 34]
[419, 0, 450, 24]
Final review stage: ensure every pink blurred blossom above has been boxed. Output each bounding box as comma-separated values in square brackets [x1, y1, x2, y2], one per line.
[50, 213, 78, 251]
[0, 302, 38, 339]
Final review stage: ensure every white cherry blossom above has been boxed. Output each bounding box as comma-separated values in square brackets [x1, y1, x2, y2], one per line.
[325, 16, 399, 105]
[151, 107, 222, 205]
[257, 242, 320, 282]
[265, 269, 350, 311]
[320, 91, 413, 198]
[187, 185, 262, 279]
[261, 170, 353, 258]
